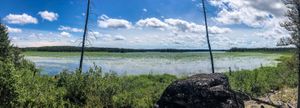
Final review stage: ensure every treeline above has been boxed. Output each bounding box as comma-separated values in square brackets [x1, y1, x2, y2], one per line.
[21, 46, 227, 52]
[229, 47, 296, 52]
[22, 46, 296, 53]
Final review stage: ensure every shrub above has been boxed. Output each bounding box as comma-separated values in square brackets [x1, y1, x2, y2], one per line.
[226, 56, 297, 96]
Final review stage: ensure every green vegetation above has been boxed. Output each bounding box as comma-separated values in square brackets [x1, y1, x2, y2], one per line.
[226, 56, 297, 97]
[1, 57, 177, 107]
[1, 22, 298, 107]
[23, 51, 284, 60]
[0, 24, 178, 107]
[3, 64, 177, 107]
[229, 47, 295, 53]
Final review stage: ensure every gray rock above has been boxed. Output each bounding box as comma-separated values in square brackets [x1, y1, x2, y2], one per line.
[156, 73, 244, 108]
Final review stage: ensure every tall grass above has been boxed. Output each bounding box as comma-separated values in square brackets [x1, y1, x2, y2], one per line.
[226, 56, 297, 96]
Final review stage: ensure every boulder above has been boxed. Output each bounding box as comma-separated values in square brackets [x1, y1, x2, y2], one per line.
[156, 73, 244, 108]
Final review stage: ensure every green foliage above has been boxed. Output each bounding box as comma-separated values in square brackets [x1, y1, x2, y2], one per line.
[0, 61, 17, 106]
[0, 60, 177, 107]
[56, 66, 177, 108]
[226, 56, 297, 96]
[3, 21, 297, 107]
[0, 24, 11, 61]
[0, 23, 21, 107]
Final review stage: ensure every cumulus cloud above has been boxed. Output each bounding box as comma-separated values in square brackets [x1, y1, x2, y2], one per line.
[58, 26, 83, 32]
[3, 13, 38, 24]
[136, 18, 231, 34]
[98, 14, 132, 29]
[136, 18, 169, 30]
[209, 0, 289, 44]
[60, 31, 71, 38]
[164, 18, 205, 33]
[255, 23, 288, 40]
[210, 0, 286, 17]
[209, 26, 231, 34]
[6, 26, 22, 33]
[209, 0, 286, 28]
[38, 11, 59, 21]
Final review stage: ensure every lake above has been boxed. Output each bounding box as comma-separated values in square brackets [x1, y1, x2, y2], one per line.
[24, 52, 282, 76]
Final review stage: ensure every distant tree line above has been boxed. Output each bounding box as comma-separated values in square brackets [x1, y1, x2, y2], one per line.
[21, 46, 295, 53]
[21, 46, 227, 53]
[228, 47, 296, 52]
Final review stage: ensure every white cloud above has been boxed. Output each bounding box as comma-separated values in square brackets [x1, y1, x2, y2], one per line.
[136, 18, 169, 30]
[58, 26, 83, 32]
[87, 31, 100, 40]
[209, 0, 289, 45]
[89, 31, 100, 36]
[164, 18, 231, 34]
[6, 26, 22, 33]
[114, 35, 126, 41]
[143, 8, 148, 12]
[98, 14, 132, 29]
[209, 26, 231, 34]
[255, 20, 288, 40]
[97, 14, 231, 35]
[3, 13, 38, 24]
[165, 19, 202, 33]
[136, 17, 231, 34]
[214, 8, 272, 27]
[60, 31, 71, 38]
[38, 11, 59, 22]
[209, 0, 286, 28]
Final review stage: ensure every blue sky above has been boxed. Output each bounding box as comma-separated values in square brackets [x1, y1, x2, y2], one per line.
[0, 0, 290, 49]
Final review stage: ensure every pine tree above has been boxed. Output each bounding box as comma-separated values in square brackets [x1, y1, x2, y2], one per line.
[0, 23, 18, 106]
[0, 23, 12, 62]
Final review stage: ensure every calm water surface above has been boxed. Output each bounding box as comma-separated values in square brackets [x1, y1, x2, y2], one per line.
[25, 52, 281, 75]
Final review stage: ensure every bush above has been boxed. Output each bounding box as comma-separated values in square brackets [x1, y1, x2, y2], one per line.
[226, 56, 297, 96]
[56, 65, 177, 107]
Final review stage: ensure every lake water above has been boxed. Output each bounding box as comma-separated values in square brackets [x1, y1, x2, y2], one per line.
[25, 52, 281, 76]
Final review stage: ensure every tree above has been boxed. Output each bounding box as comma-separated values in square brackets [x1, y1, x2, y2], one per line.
[0, 23, 12, 61]
[280, 0, 300, 107]
[0, 23, 18, 106]
[0, 23, 23, 66]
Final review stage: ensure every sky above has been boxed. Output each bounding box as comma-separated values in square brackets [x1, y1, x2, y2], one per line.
[0, 0, 290, 49]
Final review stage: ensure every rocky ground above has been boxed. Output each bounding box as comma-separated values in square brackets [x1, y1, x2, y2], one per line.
[156, 73, 298, 108]
[245, 87, 297, 108]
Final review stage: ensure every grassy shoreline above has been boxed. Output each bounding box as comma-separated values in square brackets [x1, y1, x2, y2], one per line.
[225, 56, 296, 97]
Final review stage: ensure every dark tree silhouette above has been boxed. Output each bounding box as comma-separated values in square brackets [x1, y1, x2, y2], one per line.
[202, 0, 215, 73]
[280, 0, 300, 107]
[79, 0, 91, 72]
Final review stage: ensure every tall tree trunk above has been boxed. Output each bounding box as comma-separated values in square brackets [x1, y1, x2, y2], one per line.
[79, 0, 90, 73]
[297, 3, 300, 108]
[202, 0, 215, 73]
